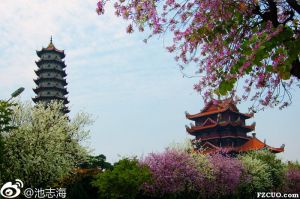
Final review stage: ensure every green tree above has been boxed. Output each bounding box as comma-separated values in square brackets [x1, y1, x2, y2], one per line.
[239, 155, 273, 197]
[58, 155, 112, 199]
[1, 101, 92, 188]
[79, 154, 112, 170]
[92, 157, 151, 199]
[0, 101, 15, 185]
[245, 150, 285, 189]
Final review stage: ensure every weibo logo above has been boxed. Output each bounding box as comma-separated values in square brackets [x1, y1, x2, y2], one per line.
[0, 179, 23, 198]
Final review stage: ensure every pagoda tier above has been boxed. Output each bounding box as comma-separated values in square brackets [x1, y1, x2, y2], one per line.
[34, 68, 67, 77]
[195, 134, 284, 154]
[35, 59, 66, 69]
[186, 99, 284, 154]
[186, 121, 256, 135]
[34, 77, 67, 86]
[186, 98, 253, 121]
[33, 37, 69, 114]
[36, 39, 65, 59]
[32, 95, 69, 104]
[33, 86, 69, 95]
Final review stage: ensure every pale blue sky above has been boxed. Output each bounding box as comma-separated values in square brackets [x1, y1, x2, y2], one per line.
[0, 0, 299, 163]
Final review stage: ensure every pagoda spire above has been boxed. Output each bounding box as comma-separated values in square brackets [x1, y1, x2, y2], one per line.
[47, 36, 56, 49]
[33, 38, 69, 114]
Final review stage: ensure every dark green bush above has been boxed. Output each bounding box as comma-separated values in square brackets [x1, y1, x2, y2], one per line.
[92, 157, 151, 199]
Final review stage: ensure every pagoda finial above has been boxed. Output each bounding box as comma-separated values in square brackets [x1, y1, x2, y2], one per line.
[47, 36, 55, 49]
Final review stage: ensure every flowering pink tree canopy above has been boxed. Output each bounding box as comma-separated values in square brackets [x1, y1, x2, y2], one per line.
[97, 0, 300, 111]
[141, 149, 204, 196]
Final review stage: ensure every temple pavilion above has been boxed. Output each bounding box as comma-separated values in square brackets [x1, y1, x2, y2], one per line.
[185, 98, 284, 154]
[32, 37, 69, 113]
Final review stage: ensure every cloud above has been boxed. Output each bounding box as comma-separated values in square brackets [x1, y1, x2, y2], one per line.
[0, 0, 137, 99]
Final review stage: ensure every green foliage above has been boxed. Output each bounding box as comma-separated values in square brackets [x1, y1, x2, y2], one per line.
[55, 170, 101, 199]
[0, 101, 14, 173]
[244, 150, 285, 189]
[92, 157, 151, 199]
[0, 101, 15, 133]
[79, 154, 112, 170]
[53, 154, 111, 199]
[239, 154, 272, 195]
[1, 101, 92, 187]
[217, 78, 237, 96]
[192, 153, 214, 181]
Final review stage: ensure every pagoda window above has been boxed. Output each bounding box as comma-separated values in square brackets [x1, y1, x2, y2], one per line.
[47, 92, 51, 95]
[48, 55, 51, 58]
[48, 82, 51, 86]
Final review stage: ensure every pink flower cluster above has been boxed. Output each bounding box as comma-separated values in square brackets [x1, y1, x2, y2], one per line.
[141, 149, 203, 196]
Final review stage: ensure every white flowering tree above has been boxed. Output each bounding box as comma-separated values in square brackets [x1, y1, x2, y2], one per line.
[1, 101, 93, 188]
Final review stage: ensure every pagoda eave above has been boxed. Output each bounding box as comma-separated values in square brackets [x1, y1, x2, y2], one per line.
[62, 107, 70, 114]
[186, 109, 254, 121]
[186, 122, 255, 134]
[33, 87, 68, 95]
[36, 49, 65, 59]
[237, 137, 284, 153]
[34, 69, 67, 77]
[35, 59, 66, 68]
[32, 96, 69, 104]
[34, 78, 67, 86]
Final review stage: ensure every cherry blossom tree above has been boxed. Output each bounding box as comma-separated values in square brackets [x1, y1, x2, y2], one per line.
[97, 0, 300, 111]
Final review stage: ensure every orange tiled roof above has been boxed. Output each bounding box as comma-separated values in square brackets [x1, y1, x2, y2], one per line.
[238, 137, 284, 153]
[186, 98, 253, 120]
[202, 98, 235, 112]
[195, 137, 284, 154]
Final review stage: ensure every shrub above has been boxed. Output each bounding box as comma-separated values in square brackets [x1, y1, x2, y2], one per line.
[239, 155, 272, 196]
[92, 157, 151, 199]
[245, 150, 285, 189]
